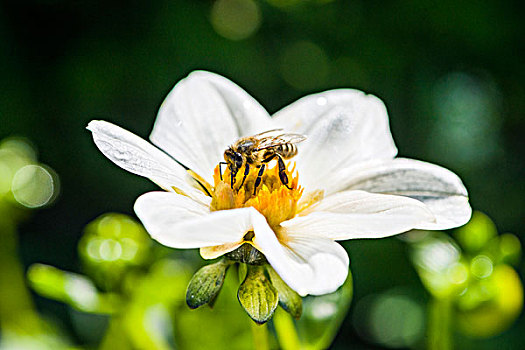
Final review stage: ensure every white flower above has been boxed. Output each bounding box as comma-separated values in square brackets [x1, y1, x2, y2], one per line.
[87, 71, 471, 297]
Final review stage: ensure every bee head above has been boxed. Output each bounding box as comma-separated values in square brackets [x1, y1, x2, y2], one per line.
[224, 148, 243, 171]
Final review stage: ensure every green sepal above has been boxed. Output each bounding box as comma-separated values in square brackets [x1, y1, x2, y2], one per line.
[186, 259, 232, 309]
[238, 265, 278, 324]
[267, 265, 302, 319]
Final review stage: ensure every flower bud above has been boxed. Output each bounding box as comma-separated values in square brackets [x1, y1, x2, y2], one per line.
[267, 265, 302, 319]
[186, 259, 233, 309]
[238, 265, 278, 324]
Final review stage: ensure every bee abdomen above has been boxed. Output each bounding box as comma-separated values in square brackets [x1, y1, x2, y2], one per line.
[278, 143, 297, 159]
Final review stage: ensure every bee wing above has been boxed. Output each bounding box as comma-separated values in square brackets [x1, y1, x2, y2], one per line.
[255, 133, 307, 150]
[252, 128, 284, 137]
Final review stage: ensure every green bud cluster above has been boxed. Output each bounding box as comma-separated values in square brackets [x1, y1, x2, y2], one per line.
[186, 245, 302, 324]
[409, 211, 523, 338]
[78, 213, 152, 291]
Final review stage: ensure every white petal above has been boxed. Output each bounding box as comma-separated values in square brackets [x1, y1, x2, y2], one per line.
[287, 190, 436, 240]
[251, 213, 349, 296]
[134, 191, 255, 249]
[272, 89, 397, 191]
[87, 120, 207, 201]
[326, 158, 471, 229]
[200, 242, 243, 260]
[150, 71, 272, 182]
[413, 196, 471, 230]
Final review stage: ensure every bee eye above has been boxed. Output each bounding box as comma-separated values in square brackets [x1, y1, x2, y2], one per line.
[234, 153, 243, 168]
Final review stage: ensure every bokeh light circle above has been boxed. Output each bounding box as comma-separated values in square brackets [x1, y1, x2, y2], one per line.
[470, 255, 494, 279]
[279, 41, 330, 90]
[11, 164, 55, 208]
[211, 0, 261, 41]
[353, 292, 425, 348]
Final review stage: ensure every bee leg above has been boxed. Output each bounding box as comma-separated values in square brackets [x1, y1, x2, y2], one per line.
[238, 163, 250, 189]
[219, 162, 227, 181]
[231, 169, 237, 188]
[277, 155, 293, 190]
[253, 164, 266, 195]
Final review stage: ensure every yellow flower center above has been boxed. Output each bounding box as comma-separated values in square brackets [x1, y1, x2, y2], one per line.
[195, 161, 323, 261]
[211, 162, 303, 228]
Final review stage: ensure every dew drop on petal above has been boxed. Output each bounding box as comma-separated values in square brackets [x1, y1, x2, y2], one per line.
[316, 97, 327, 106]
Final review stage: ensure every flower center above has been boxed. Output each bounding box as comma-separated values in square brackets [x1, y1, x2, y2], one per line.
[211, 161, 303, 228]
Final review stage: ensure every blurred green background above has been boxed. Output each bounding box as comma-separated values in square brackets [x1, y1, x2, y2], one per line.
[1, 0, 524, 348]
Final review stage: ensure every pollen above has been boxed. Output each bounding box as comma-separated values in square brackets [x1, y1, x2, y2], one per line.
[211, 162, 303, 228]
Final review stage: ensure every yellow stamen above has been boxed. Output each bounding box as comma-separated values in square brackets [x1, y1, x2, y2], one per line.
[202, 161, 321, 261]
[211, 162, 303, 228]
[187, 169, 213, 196]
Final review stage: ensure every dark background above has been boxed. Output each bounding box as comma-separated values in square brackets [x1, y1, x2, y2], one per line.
[1, 0, 524, 348]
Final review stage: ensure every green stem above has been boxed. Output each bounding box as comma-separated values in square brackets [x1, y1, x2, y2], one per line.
[0, 209, 42, 334]
[273, 308, 301, 350]
[99, 316, 133, 350]
[428, 297, 453, 350]
[251, 322, 270, 350]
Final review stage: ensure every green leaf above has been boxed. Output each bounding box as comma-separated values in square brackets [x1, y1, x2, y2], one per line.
[267, 265, 302, 319]
[238, 265, 278, 324]
[186, 259, 232, 309]
[27, 263, 119, 313]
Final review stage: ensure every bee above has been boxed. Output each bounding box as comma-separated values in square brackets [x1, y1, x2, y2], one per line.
[220, 129, 307, 194]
